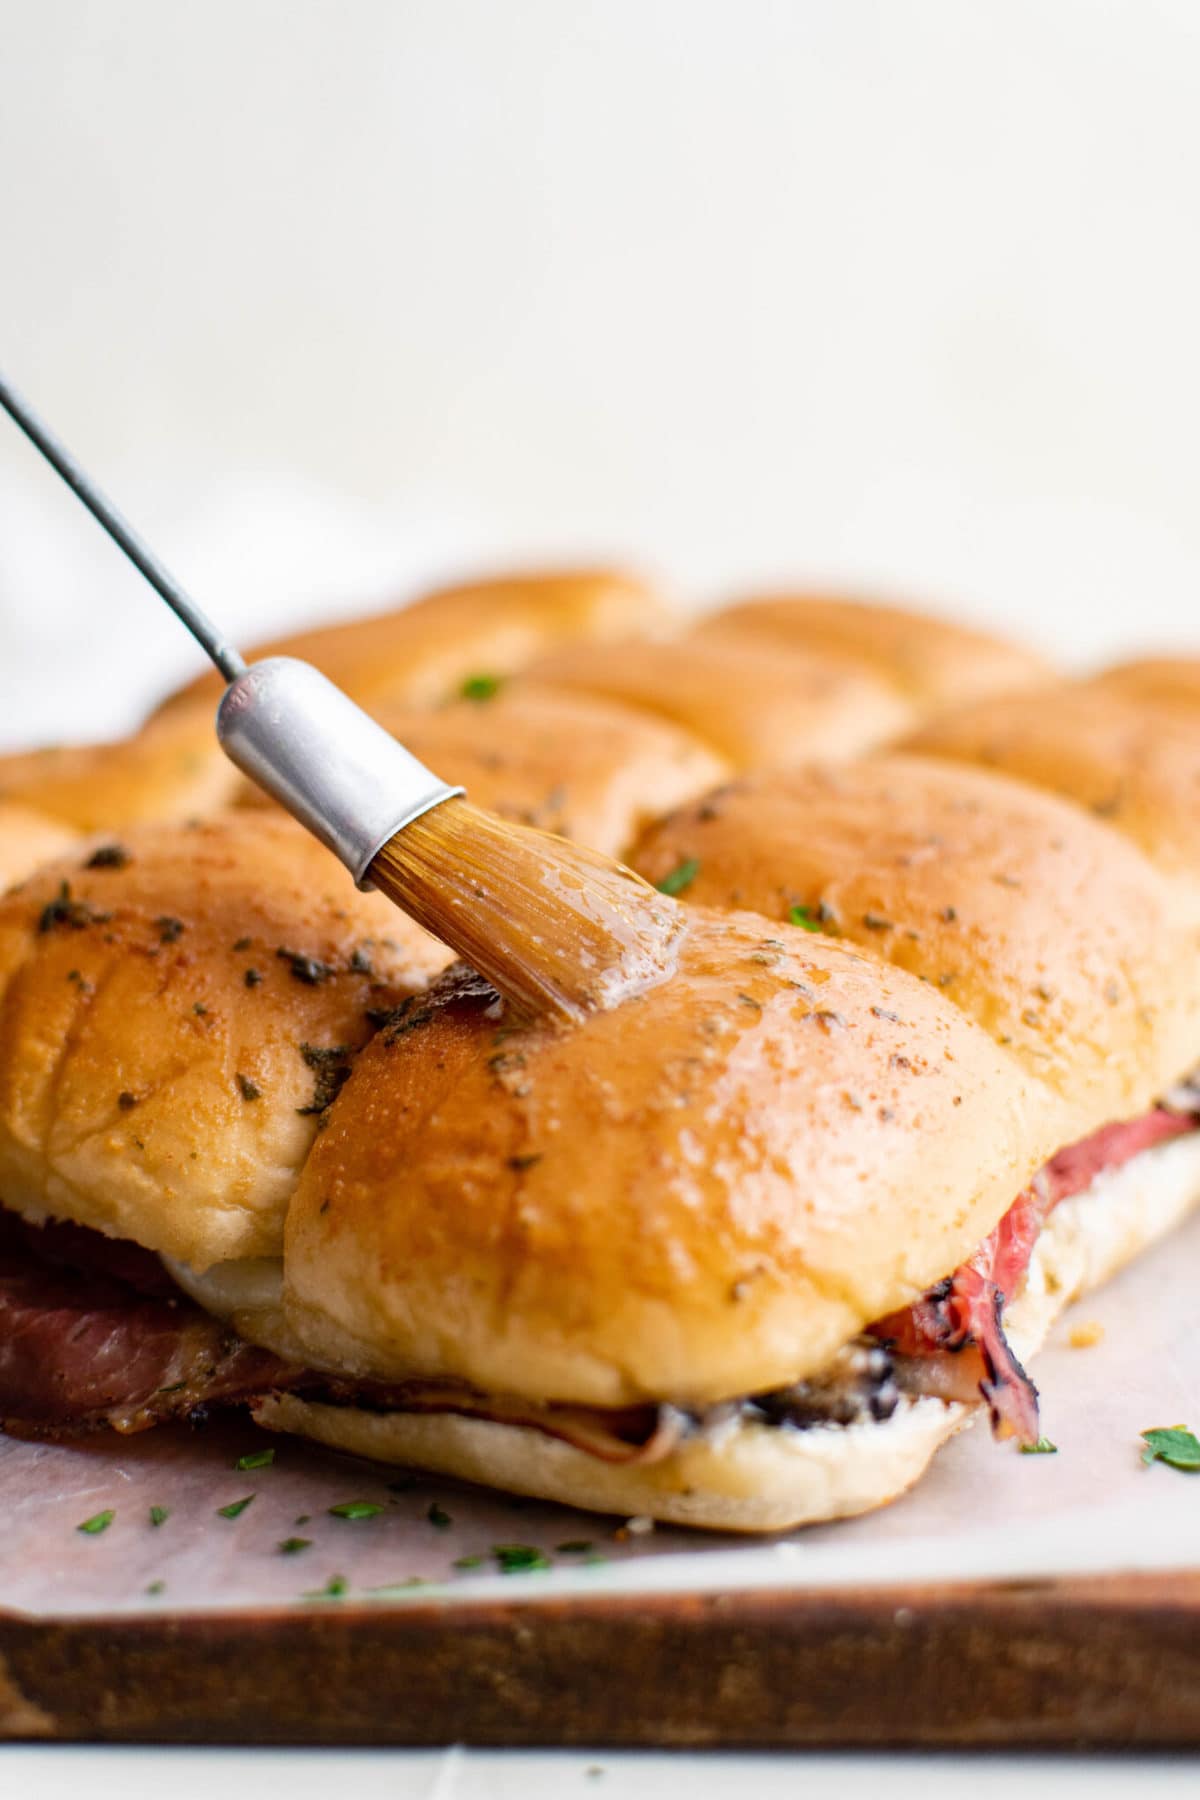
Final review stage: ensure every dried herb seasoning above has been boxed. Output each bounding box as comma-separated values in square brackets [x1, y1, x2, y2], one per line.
[276, 947, 335, 985]
[84, 844, 130, 870]
[39, 881, 110, 934]
[297, 1043, 354, 1115]
[368, 999, 434, 1044]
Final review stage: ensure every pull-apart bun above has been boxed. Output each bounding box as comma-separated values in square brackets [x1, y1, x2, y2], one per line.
[0, 814, 449, 1270]
[280, 912, 1061, 1409]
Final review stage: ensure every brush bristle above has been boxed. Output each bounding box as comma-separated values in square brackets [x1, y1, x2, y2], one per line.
[369, 797, 684, 1023]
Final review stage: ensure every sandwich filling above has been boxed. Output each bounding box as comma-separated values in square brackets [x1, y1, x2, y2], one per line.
[2, 1081, 1198, 1454]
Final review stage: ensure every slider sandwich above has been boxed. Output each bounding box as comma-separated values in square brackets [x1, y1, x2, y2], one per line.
[2, 669, 1199, 1530]
[0, 568, 675, 838]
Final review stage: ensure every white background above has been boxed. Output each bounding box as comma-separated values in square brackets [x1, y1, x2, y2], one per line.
[2, 0, 1199, 746]
[2, 1, 1200, 1790]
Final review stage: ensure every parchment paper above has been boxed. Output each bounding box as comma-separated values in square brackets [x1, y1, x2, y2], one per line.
[3, 1201, 1199, 1620]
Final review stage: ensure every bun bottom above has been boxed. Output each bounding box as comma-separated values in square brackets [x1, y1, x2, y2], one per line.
[255, 1131, 1200, 1532]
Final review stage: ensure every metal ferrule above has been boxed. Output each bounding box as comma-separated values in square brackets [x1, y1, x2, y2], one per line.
[216, 657, 463, 887]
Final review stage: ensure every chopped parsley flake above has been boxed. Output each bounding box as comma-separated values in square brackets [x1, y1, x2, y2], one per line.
[217, 1496, 255, 1519]
[302, 1574, 349, 1601]
[655, 858, 700, 897]
[149, 1505, 170, 1527]
[146, 1579, 166, 1595]
[556, 1540, 595, 1554]
[77, 1509, 114, 1535]
[427, 1502, 453, 1529]
[453, 1554, 485, 1570]
[788, 904, 821, 933]
[328, 1501, 382, 1521]
[278, 1537, 312, 1555]
[460, 673, 503, 702]
[307, 1576, 349, 1605]
[492, 1543, 551, 1573]
[235, 1447, 275, 1471]
[1020, 1437, 1058, 1455]
[1141, 1425, 1200, 1470]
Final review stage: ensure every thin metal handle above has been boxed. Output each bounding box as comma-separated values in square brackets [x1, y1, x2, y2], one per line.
[0, 369, 246, 683]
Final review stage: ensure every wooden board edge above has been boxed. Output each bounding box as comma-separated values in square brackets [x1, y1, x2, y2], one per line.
[3, 1567, 1200, 1747]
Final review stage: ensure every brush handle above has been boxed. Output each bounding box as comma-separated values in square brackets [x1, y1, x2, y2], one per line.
[0, 369, 246, 682]
[218, 657, 463, 886]
[0, 371, 464, 885]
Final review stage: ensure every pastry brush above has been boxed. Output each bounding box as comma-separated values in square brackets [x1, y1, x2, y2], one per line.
[0, 373, 682, 1023]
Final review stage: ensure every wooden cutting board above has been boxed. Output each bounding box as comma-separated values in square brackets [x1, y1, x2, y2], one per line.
[3, 1568, 1200, 1747]
[6, 1199, 1200, 1750]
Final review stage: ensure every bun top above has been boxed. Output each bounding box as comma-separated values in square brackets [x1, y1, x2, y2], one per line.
[696, 594, 1052, 709]
[156, 568, 671, 715]
[628, 753, 1200, 1121]
[525, 634, 913, 769]
[1086, 658, 1200, 713]
[281, 911, 1063, 1408]
[238, 680, 729, 860]
[0, 813, 450, 1270]
[0, 707, 240, 831]
[0, 804, 79, 891]
[904, 684, 1200, 900]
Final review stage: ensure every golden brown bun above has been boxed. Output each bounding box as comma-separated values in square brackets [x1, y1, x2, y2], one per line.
[628, 754, 1200, 1119]
[281, 914, 1063, 1410]
[903, 685, 1200, 897]
[0, 814, 450, 1270]
[259, 1127, 1200, 1531]
[696, 594, 1052, 709]
[1085, 657, 1200, 714]
[156, 568, 671, 715]
[0, 805, 80, 891]
[238, 681, 729, 861]
[525, 635, 913, 769]
[0, 706, 238, 831]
